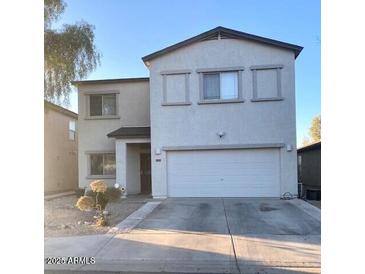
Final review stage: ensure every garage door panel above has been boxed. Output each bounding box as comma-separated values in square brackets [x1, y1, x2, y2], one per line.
[167, 149, 280, 197]
[170, 162, 277, 175]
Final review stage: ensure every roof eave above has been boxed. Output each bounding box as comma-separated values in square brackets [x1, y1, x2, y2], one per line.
[44, 100, 78, 118]
[107, 135, 151, 139]
[71, 77, 149, 86]
[297, 141, 321, 152]
[142, 26, 303, 63]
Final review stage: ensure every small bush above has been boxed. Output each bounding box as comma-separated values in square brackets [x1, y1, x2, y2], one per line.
[96, 216, 108, 227]
[90, 180, 108, 193]
[106, 187, 122, 201]
[75, 188, 86, 198]
[85, 190, 109, 210]
[85, 187, 121, 204]
[75, 196, 94, 211]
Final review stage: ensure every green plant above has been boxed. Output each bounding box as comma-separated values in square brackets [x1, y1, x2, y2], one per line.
[75, 188, 86, 198]
[105, 187, 122, 201]
[44, 0, 100, 102]
[85, 190, 109, 210]
[75, 196, 93, 211]
[76, 180, 118, 226]
[84, 186, 121, 205]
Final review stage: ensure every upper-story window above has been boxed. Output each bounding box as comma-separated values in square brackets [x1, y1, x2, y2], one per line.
[69, 120, 76, 140]
[197, 67, 244, 104]
[90, 94, 116, 116]
[203, 72, 238, 100]
[85, 92, 119, 119]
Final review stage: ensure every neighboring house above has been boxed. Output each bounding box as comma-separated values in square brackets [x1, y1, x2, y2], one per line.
[44, 100, 78, 194]
[72, 26, 303, 198]
[297, 141, 321, 200]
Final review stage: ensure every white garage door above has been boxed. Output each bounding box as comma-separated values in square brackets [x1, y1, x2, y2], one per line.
[167, 148, 280, 197]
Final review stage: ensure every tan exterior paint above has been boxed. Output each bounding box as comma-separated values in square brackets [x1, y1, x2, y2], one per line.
[77, 81, 150, 188]
[147, 38, 298, 198]
[44, 102, 78, 194]
[74, 28, 301, 198]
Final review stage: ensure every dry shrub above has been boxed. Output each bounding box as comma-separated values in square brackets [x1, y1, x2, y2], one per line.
[90, 180, 107, 193]
[75, 196, 94, 211]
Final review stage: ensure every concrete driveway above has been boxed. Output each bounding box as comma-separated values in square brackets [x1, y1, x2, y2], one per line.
[45, 198, 320, 274]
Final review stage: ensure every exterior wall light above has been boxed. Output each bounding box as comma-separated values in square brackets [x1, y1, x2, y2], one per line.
[217, 131, 226, 138]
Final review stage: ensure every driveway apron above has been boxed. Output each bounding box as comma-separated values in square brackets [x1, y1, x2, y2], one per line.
[45, 198, 321, 273]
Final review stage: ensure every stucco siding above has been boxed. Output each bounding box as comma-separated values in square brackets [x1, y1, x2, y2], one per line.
[77, 81, 150, 188]
[44, 107, 78, 194]
[148, 38, 298, 197]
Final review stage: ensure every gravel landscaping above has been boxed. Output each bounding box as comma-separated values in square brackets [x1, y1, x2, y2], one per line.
[44, 195, 147, 237]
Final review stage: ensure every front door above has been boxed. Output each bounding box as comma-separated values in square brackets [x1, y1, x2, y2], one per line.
[140, 153, 151, 194]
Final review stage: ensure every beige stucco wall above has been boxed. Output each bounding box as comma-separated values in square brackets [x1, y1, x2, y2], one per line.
[77, 81, 150, 188]
[44, 107, 78, 194]
[148, 38, 298, 198]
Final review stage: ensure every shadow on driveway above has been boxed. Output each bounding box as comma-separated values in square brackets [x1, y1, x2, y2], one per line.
[45, 198, 320, 273]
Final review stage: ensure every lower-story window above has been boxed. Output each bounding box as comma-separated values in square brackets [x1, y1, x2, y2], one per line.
[90, 153, 116, 176]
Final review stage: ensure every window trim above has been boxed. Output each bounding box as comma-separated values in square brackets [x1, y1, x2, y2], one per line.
[197, 67, 245, 104]
[160, 70, 192, 106]
[250, 64, 284, 102]
[85, 91, 120, 119]
[86, 151, 116, 179]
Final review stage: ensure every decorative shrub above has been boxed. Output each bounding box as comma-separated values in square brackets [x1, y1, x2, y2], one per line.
[85, 190, 109, 210]
[75, 180, 125, 227]
[75, 188, 86, 198]
[96, 217, 108, 227]
[105, 187, 122, 201]
[90, 180, 108, 193]
[75, 196, 94, 211]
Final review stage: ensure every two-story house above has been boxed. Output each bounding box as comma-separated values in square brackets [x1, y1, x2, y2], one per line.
[72, 26, 303, 198]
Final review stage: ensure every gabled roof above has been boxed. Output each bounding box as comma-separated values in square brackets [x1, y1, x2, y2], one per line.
[297, 141, 321, 153]
[44, 100, 78, 119]
[142, 26, 303, 62]
[71, 77, 149, 86]
[107, 126, 150, 139]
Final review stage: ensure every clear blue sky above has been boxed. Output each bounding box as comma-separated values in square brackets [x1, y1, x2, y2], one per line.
[56, 0, 320, 145]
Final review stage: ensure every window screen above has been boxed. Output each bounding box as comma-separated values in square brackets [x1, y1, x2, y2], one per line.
[203, 72, 238, 100]
[90, 154, 103, 175]
[90, 153, 116, 176]
[203, 73, 220, 99]
[90, 95, 102, 116]
[89, 94, 116, 116]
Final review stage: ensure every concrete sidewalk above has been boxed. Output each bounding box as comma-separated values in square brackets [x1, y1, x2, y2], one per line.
[45, 198, 321, 273]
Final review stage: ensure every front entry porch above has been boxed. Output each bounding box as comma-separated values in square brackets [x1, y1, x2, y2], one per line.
[115, 139, 152, 196]
[115, 139, 151, 197]
[107, 126, 152, 197]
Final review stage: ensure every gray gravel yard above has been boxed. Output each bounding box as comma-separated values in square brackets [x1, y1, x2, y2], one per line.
[44, 195, 147, 237]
